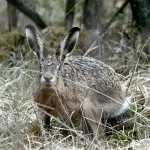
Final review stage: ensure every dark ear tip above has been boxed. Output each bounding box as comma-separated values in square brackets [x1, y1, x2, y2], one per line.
[73, 27, 81, 31]
[68, 27, 81, 34]
[25, 24, 35, 30]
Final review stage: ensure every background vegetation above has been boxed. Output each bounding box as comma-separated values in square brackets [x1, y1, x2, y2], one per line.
[0, 0, 150, 149]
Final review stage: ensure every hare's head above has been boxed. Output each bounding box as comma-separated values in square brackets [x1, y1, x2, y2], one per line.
[25, 25, 80, 86]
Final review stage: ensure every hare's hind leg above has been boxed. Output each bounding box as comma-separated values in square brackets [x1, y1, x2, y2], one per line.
[82, 98, 107, 139]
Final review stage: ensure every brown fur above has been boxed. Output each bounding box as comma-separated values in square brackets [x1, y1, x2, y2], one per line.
[34, 87, 82, 124]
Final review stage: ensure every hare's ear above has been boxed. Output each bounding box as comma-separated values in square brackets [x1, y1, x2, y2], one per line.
[56, 27, 80, 62]
[25, 25, 47, 59]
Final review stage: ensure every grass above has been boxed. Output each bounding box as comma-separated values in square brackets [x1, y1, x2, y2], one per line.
[0, 0, 149, 148]
[0, 49, 150, 150]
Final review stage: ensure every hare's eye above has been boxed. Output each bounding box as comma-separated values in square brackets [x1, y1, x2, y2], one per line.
[48, 61, 54, 66]
[48, 62, 52, 66]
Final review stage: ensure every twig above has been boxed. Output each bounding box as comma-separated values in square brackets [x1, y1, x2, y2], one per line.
[103, 0, 129, 33]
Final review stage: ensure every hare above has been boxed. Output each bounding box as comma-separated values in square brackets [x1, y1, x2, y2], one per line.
[25, 25, 131, 137]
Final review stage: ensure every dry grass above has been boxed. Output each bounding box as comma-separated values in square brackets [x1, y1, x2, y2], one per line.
[0, 51, 150, 150]
[0, 0, 149, 148]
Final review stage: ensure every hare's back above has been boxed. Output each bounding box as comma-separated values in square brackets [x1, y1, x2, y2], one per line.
[61, 56, 121, 91]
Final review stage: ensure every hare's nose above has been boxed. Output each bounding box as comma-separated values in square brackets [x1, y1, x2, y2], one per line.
[44, 76, 53, 82]
[40, 75, 53, 86]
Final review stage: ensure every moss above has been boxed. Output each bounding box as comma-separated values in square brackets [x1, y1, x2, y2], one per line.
[0, 26, 91, 63]
[28, 121, 42, 137]
[0, 30, 25, 62]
